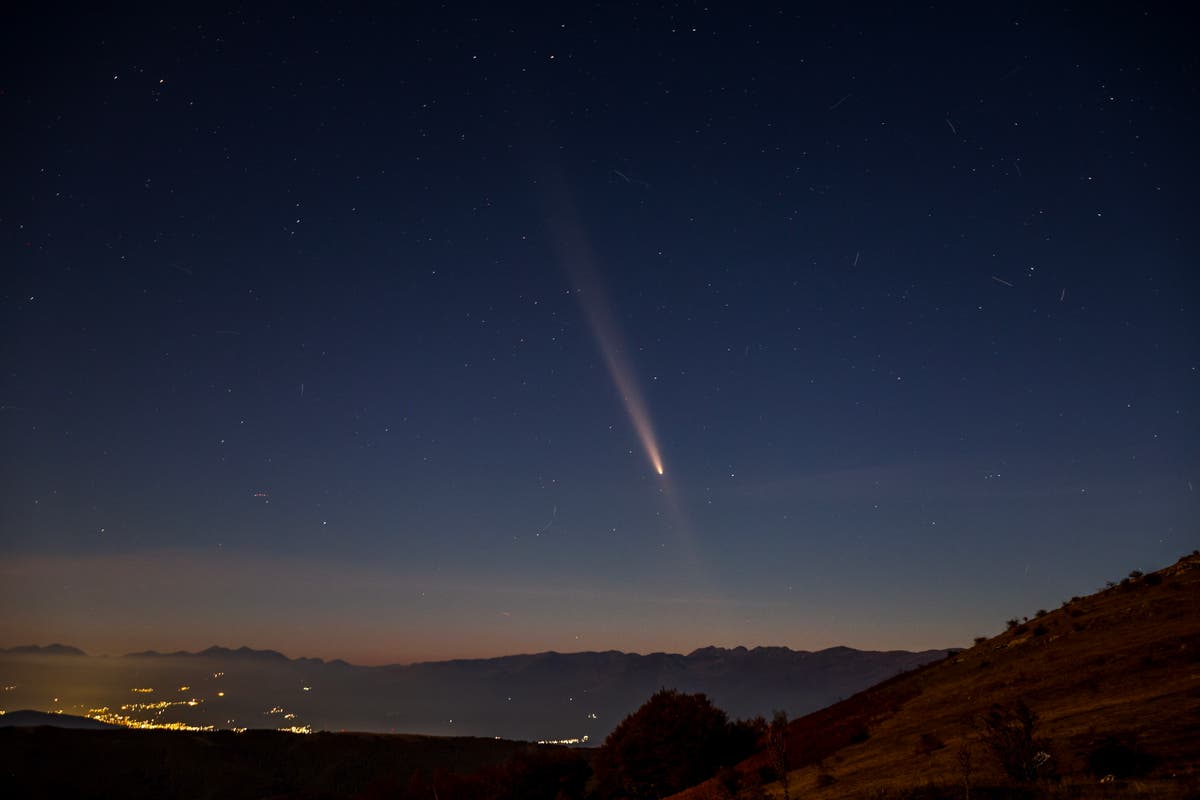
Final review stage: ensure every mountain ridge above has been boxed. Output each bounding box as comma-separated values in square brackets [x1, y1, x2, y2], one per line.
[0, 642, 946, 669]
[0, 642, 948, 740]
[0, 709, 119, 730]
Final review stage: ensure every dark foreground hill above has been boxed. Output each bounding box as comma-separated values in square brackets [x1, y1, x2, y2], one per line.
[0, 726, 571, 800]
[671, 552, 1200, 800]
[0, 642, 945, 740]
[0, 709, 117, 729]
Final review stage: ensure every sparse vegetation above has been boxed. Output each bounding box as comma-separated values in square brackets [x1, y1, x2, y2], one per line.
[975, 701, 1056, 783]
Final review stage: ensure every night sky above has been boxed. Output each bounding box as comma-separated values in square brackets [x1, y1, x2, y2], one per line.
[2, 4, 1196, 665]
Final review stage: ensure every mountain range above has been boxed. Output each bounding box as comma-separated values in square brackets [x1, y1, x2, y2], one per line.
[0, 643, 947, 741]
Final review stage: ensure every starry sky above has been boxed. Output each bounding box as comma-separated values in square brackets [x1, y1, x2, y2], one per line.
[2, 4, 1196, 666]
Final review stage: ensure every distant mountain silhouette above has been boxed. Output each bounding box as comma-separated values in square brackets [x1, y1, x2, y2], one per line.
[0, 644, 86, 657]
[0, 643, 946, 740]
[124, 645, 343, 666]
[0, 710, 118, 729]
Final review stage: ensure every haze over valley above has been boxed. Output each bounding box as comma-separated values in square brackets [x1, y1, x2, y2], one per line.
[0, 643, 944, 741]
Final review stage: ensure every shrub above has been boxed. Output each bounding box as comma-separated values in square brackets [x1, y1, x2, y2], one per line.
[1032, 625, 1049, 637]
[714, 765, 741, 799]
[917, 732, 946, 755]
[976, 701, 1057, 783]
[769, 710, 792, 800]
[1143, 572, 1162, 586]
[1128, 570, 1144, 579]
[1035, 609, 1047, 617]
[973, 636, 988, 645]
[1086, 734, 1158, 779]
[592, 689, 755, 800]
[1006, 618, 1020, 630]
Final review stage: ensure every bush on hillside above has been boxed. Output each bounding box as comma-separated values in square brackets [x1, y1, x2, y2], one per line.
[592, 689, 758, 800]
[916, 732, 946, 756]
[976, 701, 1057, 783]
[1086, 734, 1158, 779]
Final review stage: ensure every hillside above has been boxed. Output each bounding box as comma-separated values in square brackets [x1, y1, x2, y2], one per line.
[671, 553, 1200, 799]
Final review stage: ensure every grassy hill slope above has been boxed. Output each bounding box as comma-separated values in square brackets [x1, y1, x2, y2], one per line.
[673, 553, 1200, 799]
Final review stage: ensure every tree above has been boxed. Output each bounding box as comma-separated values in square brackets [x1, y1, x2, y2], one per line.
[976, 701, 1056, 783]
[768, 710, 791, 800]
[593, 689, 754, 799]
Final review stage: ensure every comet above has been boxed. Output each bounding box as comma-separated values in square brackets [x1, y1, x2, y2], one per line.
[584, 309, 666, 477]
[540, 174, 666, 478]
[571, 255, 666, 477]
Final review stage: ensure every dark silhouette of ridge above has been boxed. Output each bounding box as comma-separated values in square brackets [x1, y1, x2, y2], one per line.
[0, 644, 86, 657]
[0, 710, 117, 730]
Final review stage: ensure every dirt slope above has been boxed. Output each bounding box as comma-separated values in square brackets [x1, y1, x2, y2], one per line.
[672, 553, 1200, 799]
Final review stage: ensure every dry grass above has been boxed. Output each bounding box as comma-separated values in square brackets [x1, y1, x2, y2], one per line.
[673, 553, 1200, 800]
